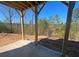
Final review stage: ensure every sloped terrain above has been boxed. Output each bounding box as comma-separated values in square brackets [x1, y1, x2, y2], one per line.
[38, 38, 79, 57]
[0, 33, 47, 47]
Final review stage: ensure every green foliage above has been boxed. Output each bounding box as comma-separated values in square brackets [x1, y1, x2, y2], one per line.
[49, 15, 61, 25]
[69, 7, 79, 40]
[73, 8, 79, 22]
[47, 14, 65, 37]
[57, 23, 65, 37]
[26, 20, 35, 34]
[72, 7, 79, 32]
[38, 18, 49, 34]
[0, 21, 10, 32]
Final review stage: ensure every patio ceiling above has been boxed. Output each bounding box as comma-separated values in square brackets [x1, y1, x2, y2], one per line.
[0, 1, 44, 11]
[0, 1, 69, 11]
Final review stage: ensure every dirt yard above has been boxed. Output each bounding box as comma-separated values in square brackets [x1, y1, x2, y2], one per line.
[0, 33, 79, 56]
[0, 33, 48, 47]
[38, 38, 79, 57]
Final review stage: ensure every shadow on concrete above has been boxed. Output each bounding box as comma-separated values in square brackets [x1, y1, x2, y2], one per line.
[1, 38, 79, 57]
[0, 41, 61, 57]
[38, 38, 79, 57]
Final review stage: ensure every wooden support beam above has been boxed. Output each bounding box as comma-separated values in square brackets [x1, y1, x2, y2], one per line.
[37, 2, 46, 15]
[62, 1, 75, 56]
[18, 1, 34, 12]
[19, 11, 25, 40]
[35, 4, 38, 43]
[26, 1, 35, 12]
[34, 1, 46, 43]
[15, 9, 21, 16]
[61, 1, 69, 7]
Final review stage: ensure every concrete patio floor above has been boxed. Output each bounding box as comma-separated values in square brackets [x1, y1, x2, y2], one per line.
[0, 40, 62, 57]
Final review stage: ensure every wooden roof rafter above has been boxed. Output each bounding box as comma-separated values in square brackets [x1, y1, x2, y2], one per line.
[15, 2, 28, 10]
[0, 1, 45, 12]
[0, 1, 26, 11]
[34, 1, 39, 5]
[26, 1, 45, 13]
[0, 1, 22, 11]
[11, 2, 25, 8]
[6, 1, 25, 11]
[26, 1, 35, 12]
[0, 1, 70, 14]
[23, 2, 32, 9]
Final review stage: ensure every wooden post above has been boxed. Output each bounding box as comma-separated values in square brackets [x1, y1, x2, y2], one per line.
[20, 10, 25, 40]
[35, 4, 38, 42]
[62, 1, 75, 56]
[34, 3, 46, 43]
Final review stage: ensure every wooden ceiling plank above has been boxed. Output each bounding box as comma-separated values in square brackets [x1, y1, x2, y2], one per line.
[0, 1, 22, 11]
[8, 1, 25, 10]
[16, 2, 28, 9]
[0, 1, 45, 11]
[27, 1, 34, 8]
[35, 1, 39, 5]
[26, 1, 35, 12]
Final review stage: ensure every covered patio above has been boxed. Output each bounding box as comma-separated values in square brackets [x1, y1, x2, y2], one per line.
[0, 1, 76, 57]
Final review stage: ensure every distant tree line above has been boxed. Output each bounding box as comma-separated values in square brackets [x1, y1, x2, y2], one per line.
[0, 6, 79, 41]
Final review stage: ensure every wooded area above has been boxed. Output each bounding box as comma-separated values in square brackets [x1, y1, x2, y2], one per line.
[0, 6, 79, 42]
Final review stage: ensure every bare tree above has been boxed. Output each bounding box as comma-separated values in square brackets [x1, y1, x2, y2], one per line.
[8, 7, 15, 33]
[73, 7, 79, 33]
[0, 6, 15, 33]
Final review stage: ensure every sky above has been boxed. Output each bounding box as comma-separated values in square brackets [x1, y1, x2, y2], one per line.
[0, 1, 79, 24]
